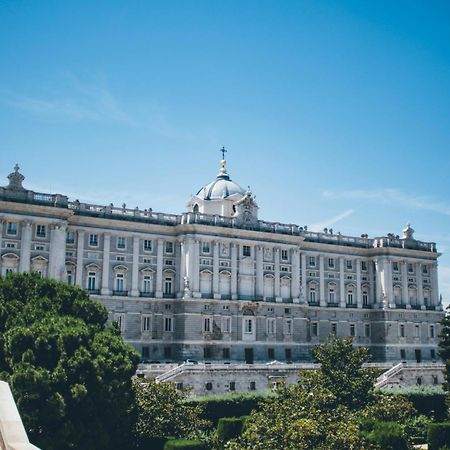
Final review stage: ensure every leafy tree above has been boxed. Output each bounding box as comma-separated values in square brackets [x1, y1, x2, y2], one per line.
[439, 309, 450, 392]
[132, 379, 210, 447]
[0, 273, 139, 450]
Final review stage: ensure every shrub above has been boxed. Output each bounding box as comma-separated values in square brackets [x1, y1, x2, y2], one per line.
[428, 422, 450, 450]
[402, 415, 432, 445]
[163, 439, 209, 450]
[216, 416, 248, 444]
[363, 421, 408, 450]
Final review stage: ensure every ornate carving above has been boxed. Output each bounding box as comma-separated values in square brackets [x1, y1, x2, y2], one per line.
[232, 188, 258, 226]
[183, 276, 192, 299]
[7, 164, 25, 191]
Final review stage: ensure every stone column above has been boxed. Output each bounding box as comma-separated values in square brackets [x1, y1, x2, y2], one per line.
[319, 255, 326, 307]
[430, 262, 439, 306]
[339, 257, 345, 308]
[255, 245, 264, 300]
[178, 239, 186, 297]
[155, 239, 164, 298]
[291, 249, 300, 303]
[49, 222, 66, 280]
[383, 259, 394, 308]
[213, 241, 220, 299]
[130, 235, 140, 297]
[356, 259, 362, 308]
[19, 220, 32, 273]
[231, 243, 238, 299]
[416, 262, 424, 309]
[374, 258, 384, 307]
[368, 260, 375, 306]
[274, 248, 281, 302]
[401, 261, 408, 306]
[192, 239, 201, 297]
[75, 230, 85, 287]
[101, 233, 111, 295]
[300, 252, 306, 303]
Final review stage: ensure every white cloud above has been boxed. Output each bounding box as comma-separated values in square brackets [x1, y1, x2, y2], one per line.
[323, 188, 450, 217]
[310, 208, 354, 232]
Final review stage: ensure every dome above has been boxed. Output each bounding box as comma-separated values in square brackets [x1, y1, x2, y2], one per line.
[196, 160, 245, 200]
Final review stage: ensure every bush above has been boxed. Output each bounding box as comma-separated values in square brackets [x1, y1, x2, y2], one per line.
[163, 439, 209, 450]
[216, 416, 248, 444]
[428, 423, 450, 450]
[402, 415, 432, 445]
[363, 421, 408, 450]
[185, 392, 273, 425]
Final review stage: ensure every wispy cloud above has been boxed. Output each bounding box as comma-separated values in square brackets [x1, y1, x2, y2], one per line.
[323, 188, 450, 217]
[310, 208, 354, 232]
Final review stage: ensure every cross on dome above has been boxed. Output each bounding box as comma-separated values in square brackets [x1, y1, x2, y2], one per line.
[220, 146, 227, 160]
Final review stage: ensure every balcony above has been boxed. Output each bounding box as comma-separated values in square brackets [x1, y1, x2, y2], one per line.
[346, 303, 357, 308]
[327, 303, 339, 308]
[86, 289, 100, 295]
[426, 305, 436, 311]
[410, 304, 421, 310]
[163, 293, 176, 299]
[362, 304, 372, 309]
[396, 304, 407, 309]
[113, 290, 128, 296]
[140, 292, 154, 297]
[308, 302, 320, 307]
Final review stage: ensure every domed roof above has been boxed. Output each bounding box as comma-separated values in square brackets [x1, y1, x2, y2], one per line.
[196, 160, 245, 200]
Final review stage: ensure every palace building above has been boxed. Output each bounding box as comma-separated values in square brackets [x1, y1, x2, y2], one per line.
[0, 157, 444, 364]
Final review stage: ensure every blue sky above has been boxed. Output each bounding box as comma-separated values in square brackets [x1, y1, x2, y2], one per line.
[1, 1, 450, 301]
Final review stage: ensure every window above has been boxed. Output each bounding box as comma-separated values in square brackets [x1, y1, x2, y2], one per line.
[361, 261, 367, 271]
[164, 317, 173, 332]
[328, 287, 336, 304]
[423, 265, 429, 274]
[223, 348, 230, 359]
[284, 308, 291, 314]
[243, 245, 251, 257]
[408, 264, 414, 273]
[202, 242, 210, 253]
[285, 348, 292, 361]
[281, 250, 288, 261]
[165, 304, 172, 310]
[244, 318, 253, 334]
[431, 349, 436, 360]
[362, 292, 369, 306]
[346, 260, 353, 270]
[89, 234, 98, 247]
[400, 349, 406, 360]
[365, 323, 371, 338]
[328, 258, 335, 269]
[115, 273, 125, 292]
[143, 258, 152, 263]
[268, 348, 275, 360]
[165, 241, 173, 254]
[117, 236, 126, 249]
[67, 270, 73, 286]
[350, 323, 356, 337]
[203, 317, 212, 332]
[400, 324, 405, 337]
[222, 317, 231, 333]
[309, 256, 316, 267]
[164, 277, 173, 295]
[36, 224, 46, 238]
[116, 256, 125, 261]
[36, 245, 45, 251]
[176, 382, 183, 390]
[204, 347, 212, 359]
[229, 381, 236, 391]
[87, 272, 97, 291]
[415, 324, 420, 338]
[143, 239, 152, 251]
[430, 325, 435, 339]
[267, 318, 276, 334]
[142, 275, 152, 293]
[311, 322, 318, 337]
[331, 323, 337, 335]
[6, 222, 17, 235]
[142, 346, 150, 358]
[206, 382, 213, 391]
[347, 291, 354, 305]
[433, 375, 438, 385]
[416, 377, 422, 386]
[309, 287, 317, 303]
[285, 319, 293, 335]
[114, 313, 125, 333]
[142, 315, 151, 332]
[249, 381, 256, 391]
[66, 231, 75, 243]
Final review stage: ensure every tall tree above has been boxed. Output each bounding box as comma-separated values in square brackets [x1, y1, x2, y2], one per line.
[0, 273, 139, 450]
[439, 309, 450, 391]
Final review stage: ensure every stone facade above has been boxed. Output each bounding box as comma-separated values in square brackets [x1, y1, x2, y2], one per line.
[0, 161, 444, 364]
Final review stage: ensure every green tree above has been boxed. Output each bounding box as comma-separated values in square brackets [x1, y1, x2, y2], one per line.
[439, 309, 450, 392]
[0, 273, 139, 450]
[132, 379, 210, 447]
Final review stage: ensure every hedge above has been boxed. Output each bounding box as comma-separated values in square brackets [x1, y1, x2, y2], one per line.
[362, 421, 408, 450]
[428, 423, 450, 450]
[163, 439, 209, 450]
[185, 392, 274, 425]
[217, 416, 249, 444]
[379, 387, 447, 421]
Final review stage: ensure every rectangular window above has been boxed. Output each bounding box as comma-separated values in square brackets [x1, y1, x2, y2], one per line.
[363, 293, 369, 306]
[400, 349, 406, 360]
[281, 250, 288, 260]
[116, 256, 125, 261]
[66, 231, 75, 244]
[67, 270, 73, 286]
[143, 239, 152, 251]
[347, 292, 354, 305]
[311, 322, 318, 337]
[350, 323, 356, 337]
[89, 234, 98, 247]
[6, 222, 17, 235]
[285, 319, 293, 335]
[408, 264, 414, 273]
[331, 323, 337, 335]
[164, 277, 173, 295]
[142, 315, 151, 332]
[415, 324, 420, 338]
[202, 242, 210, 253]
[114, 313, 125, 333]
[431, 349, 436, 360]
[400, 324, 405, 338]
[430, 325, 435, 339]
[203, 347, 212, 359]
[117, 236, 126, 249]
[243, 245, 251, 257]
[223, 348, 230, 359]
[423, 265, 429, 274]
[309, 256, 316, 267]
[365, 323, 371, 338]
[267, 318, 276, 334]
[328, 258, 335, 268]
[361, 261, 367, 271]
[176, 382, 183, 390]
[309, 288, 317, 303]
[115, 273, 125, 292]
[222, 317, 231, 333]
[165, 242, 173, 254]
[142, 275, 152, 293]
[393, 262, 399, 272]
[346, 260, 353, 270]
[36, 224, 46, 238]
[244, 318, 253, 334]
[249, 381, 256, 391]
[203, 317, 212, 332]
[268, 348, 275, 360]
[285, 348, 292, 361]
[229, 381, 236, 391]
[87, 272, 96, 291]
[164, 317, 173, 332]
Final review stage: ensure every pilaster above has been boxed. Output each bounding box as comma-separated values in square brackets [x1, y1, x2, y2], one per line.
[231, 243, 238, 300]
[192, 239, 201, 298]
[401, 261, 408, 306]
[255, 245, 264, 299]
[339, 257, 345, 308]
[300, 252, 306, 303]
[75, 230, 84, 287]
[291, 248, 300, 303]
[49, 222, 66, 280]
[356, 259, 362, 308]
[155, 239, 164, 298]
[130, 235, 140, 297]
[319, 255, 325, 307]
[416, 262, 424, 309]
[213, 241, 220, 299]
[274, 248, 281, 302]
[101, 233, 111, 295]
[19, 220, 32, 273]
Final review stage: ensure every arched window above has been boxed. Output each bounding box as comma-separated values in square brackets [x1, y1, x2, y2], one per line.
[193, 204, 199, 213]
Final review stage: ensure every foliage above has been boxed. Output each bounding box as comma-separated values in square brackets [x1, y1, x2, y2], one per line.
[379, 386, 447, 421]
[428, 422, 450, 450]
[185, 392, 274, 425]
[164, 439, 209, 450]
[216, 416, 248, 446]
[0, 273, 139, 450]
[402, 415, 432, 445]
[360, 392, 416, 423]
[310, 335, 378, 410]
[439, 310, 450, 392]
[361, 421, 409, 450]
[133, 378, 210, 447]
